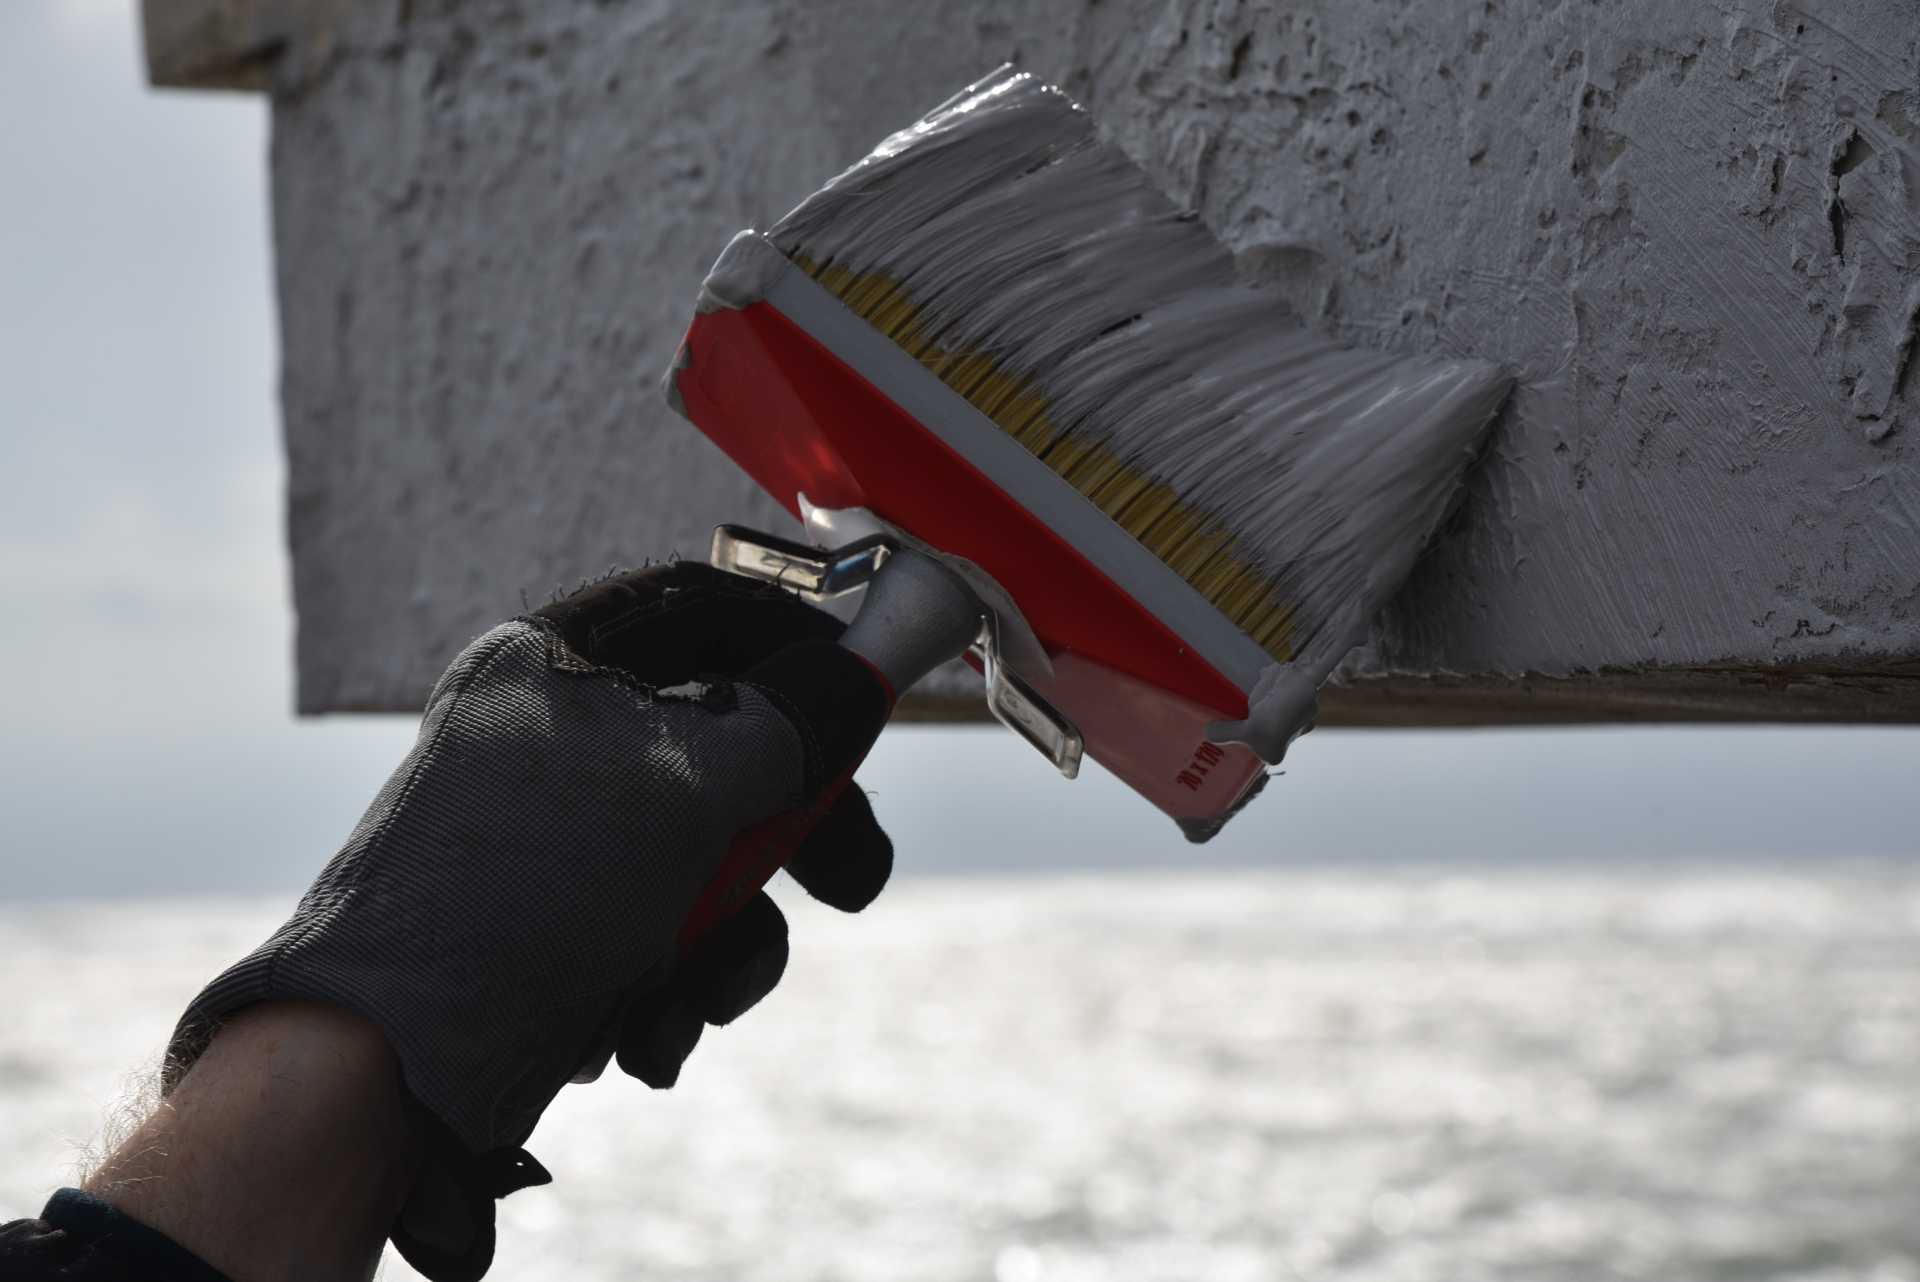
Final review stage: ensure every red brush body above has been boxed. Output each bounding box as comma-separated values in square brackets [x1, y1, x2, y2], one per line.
[674, 299, 1269, 827]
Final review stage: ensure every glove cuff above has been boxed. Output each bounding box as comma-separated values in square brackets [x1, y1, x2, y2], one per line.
[389, 1104, 553, 1282]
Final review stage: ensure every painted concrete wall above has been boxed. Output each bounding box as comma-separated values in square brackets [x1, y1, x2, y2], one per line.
[147, 0, 1920, 721]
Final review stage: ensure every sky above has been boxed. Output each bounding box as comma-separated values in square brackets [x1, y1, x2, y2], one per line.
[0, 3, 1914, 900]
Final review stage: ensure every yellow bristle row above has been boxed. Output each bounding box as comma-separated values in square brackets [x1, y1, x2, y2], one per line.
[796, 256, 1296, 662]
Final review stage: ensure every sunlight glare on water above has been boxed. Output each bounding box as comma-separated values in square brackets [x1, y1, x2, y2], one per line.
[3, 867, 1917, 1281]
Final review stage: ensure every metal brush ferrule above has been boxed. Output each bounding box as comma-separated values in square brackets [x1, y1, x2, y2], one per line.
[709, 524, 1083, 777]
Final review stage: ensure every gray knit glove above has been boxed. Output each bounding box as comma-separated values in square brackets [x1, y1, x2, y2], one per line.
[163, 563, 894, 1282]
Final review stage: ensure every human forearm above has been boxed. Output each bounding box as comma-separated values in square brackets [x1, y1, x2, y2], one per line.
[86, 1002, 422, 1282]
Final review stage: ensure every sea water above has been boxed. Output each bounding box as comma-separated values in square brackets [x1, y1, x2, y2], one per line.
[4, 867, 1917, 1281]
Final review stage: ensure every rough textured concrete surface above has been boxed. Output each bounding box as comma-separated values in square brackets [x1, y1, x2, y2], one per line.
[156, 0, 1920, 718]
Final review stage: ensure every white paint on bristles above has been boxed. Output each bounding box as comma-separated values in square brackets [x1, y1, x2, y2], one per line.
[767, 67, 1511, 760]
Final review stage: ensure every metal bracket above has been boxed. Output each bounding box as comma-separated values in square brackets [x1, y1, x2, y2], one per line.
[975, 612, 1083, 778]
[711, 525, 892, 599]
[710, 524, 1084, 779]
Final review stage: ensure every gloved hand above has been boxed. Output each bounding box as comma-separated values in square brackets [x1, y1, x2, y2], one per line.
[162, 562, 895, 1282]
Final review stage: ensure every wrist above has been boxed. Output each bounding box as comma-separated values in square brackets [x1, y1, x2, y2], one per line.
[88, 1001, 423, 1282]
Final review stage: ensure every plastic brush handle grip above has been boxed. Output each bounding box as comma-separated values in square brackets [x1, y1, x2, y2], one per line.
[834, 547, 984, 699]
[674, 549, 982, 953]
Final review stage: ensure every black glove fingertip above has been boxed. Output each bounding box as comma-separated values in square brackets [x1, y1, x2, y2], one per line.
[699, 934, 789, 1027]
[785, 785, 893, 912]
[616, 995, 704, 1089]
[684, 891, 790, 1026]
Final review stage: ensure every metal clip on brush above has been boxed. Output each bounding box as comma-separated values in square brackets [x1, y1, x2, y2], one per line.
[710, 525, 1083, 776]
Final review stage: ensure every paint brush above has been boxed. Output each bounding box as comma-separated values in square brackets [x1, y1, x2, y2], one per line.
[666, 64, 1511, 841]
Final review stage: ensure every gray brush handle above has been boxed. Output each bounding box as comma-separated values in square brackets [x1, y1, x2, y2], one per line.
[838, 548, 982, 698]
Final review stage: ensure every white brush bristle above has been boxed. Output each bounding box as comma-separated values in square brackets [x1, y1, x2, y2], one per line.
[768, 65, 1510, 694]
